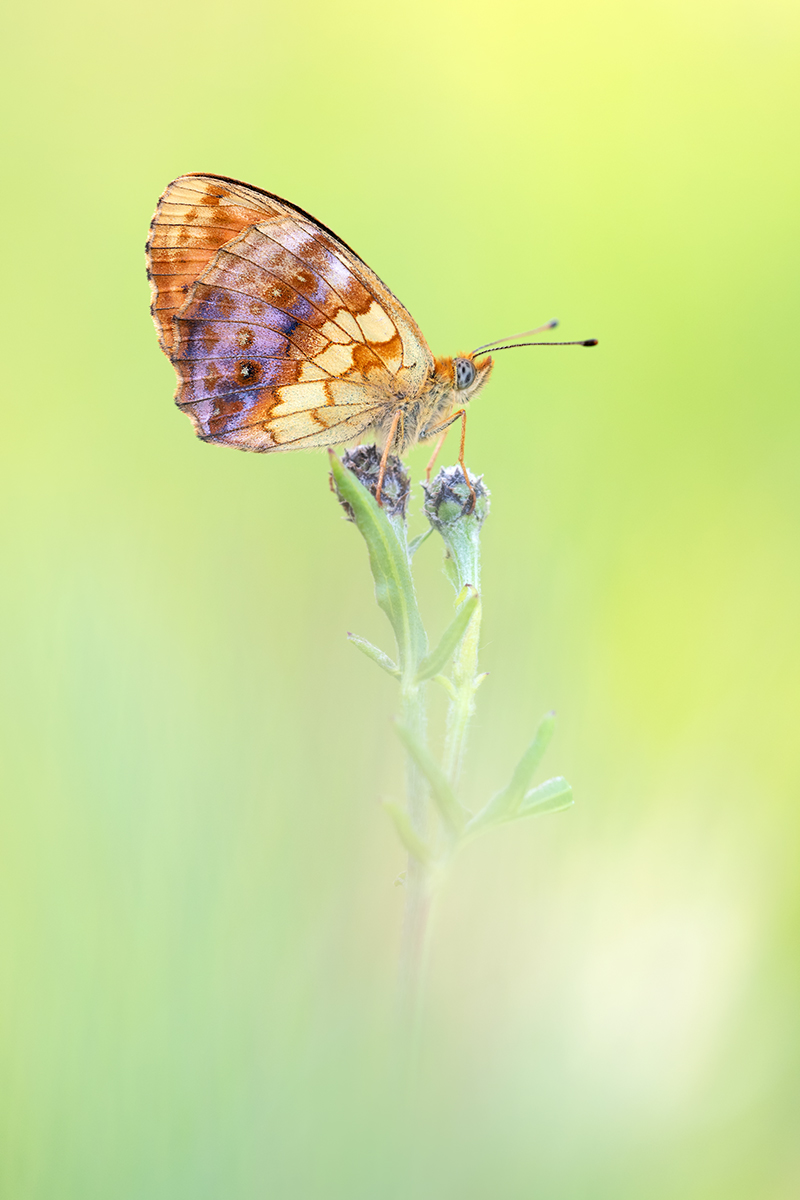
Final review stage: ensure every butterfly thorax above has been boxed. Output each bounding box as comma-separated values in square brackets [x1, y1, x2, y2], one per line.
[374, 353, 493, 454]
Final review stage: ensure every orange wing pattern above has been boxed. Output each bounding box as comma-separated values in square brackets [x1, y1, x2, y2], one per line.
[146, 174, 434, 451]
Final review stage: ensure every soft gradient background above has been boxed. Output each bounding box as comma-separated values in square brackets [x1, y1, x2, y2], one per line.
[2, 0, 799, 1195]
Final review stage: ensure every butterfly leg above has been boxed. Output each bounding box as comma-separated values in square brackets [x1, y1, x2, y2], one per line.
[424, 430, 449, 481]
[376, 409, 402, 508]
[423, 409, 476, 512]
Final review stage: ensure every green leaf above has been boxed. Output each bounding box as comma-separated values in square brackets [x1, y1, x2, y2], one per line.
[501, 711, 557, 809]
[382, 802, 435, 864]
[414, 588, 479, 683]
[347, 632, 400, 678]
[408, 527, 433, 557]
[464, 711, 556, 834]
[329, 451, 427, 674]
[518, 776, 573, 817]
[431, 674, 457, 699]
[393, 721, 466, 835]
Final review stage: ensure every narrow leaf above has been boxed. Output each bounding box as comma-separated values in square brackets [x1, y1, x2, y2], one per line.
[464, 711, 556, 833]
[518, 776, 573, 817]
[393, 721, 466, 835]
[431, 674, 457, 700]
[408, 527, 433, 557]
[414, 589, 479, 683]
[382, 802, 434, 864]
[347, 632, 399, 677]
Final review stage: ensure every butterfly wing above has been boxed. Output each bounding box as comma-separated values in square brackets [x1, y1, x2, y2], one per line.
[146, 174, 434, 451]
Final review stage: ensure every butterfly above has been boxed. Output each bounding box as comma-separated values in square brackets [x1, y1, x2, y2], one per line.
[146, 173, 596, 505]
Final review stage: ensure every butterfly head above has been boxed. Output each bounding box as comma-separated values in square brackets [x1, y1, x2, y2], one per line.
[443, 352, 494, 402]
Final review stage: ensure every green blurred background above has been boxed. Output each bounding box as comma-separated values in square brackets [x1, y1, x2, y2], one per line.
[2, 0, 799, 1194]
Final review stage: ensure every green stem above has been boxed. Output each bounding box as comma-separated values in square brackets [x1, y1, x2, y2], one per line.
[398, 858, 433, 1030]
[442, 594, 481, 787]
[435, 495, 484, 790]
[329, 453, 435, 1025]
[333, 453, 574, 1039]
[397, 679, 434, 1026]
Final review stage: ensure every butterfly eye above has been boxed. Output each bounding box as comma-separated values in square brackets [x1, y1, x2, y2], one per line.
[454, 357, 476, 390]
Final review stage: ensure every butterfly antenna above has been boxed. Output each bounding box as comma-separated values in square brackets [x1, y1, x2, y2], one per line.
[472, 319, 559, 355]
[486, 339, 598, 351]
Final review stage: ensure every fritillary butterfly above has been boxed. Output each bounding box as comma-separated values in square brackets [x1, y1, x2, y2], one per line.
[146, 174, 595, 501]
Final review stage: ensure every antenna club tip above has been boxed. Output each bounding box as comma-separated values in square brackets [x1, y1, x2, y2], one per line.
[583, 339, 599, 347]
[548, 319, 559, 328]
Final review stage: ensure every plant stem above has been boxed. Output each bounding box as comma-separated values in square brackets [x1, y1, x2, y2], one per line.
[398, 679, 433, 1026]
[442, 604, 481, 788]
[398, 856, 433, 1030]
[329, 451, 438, 1027]
[332, 451, 574, 1044]
[429, 474, 485, 790]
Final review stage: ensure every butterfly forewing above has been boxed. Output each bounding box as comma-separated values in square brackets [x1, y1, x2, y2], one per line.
[146, 174, 435, 452]
[147, 179, 273, 353]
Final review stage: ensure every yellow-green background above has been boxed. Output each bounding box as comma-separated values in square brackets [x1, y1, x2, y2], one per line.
[2, 0, 798, 1194]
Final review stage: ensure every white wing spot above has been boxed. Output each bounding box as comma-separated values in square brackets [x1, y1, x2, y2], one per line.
[313, 345, 355, 375]
[271, 381, 331, 417]
[358, 301, 396, 344]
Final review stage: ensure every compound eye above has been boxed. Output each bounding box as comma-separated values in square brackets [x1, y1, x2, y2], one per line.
[455, 357, 477, 390]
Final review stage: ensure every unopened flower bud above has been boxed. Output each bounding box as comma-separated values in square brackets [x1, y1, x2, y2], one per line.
[332, 444, 411, 523]
[423, 466, 490, 531]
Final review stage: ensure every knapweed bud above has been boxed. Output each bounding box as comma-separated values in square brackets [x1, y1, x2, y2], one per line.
[423, 466, 489, 593]
[423, 466, 490, 531]
[333, 445, 411, 523]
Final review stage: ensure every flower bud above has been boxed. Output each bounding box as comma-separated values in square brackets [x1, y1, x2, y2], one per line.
[333, 444, 411, 523]
[422, 466, 490, 531]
